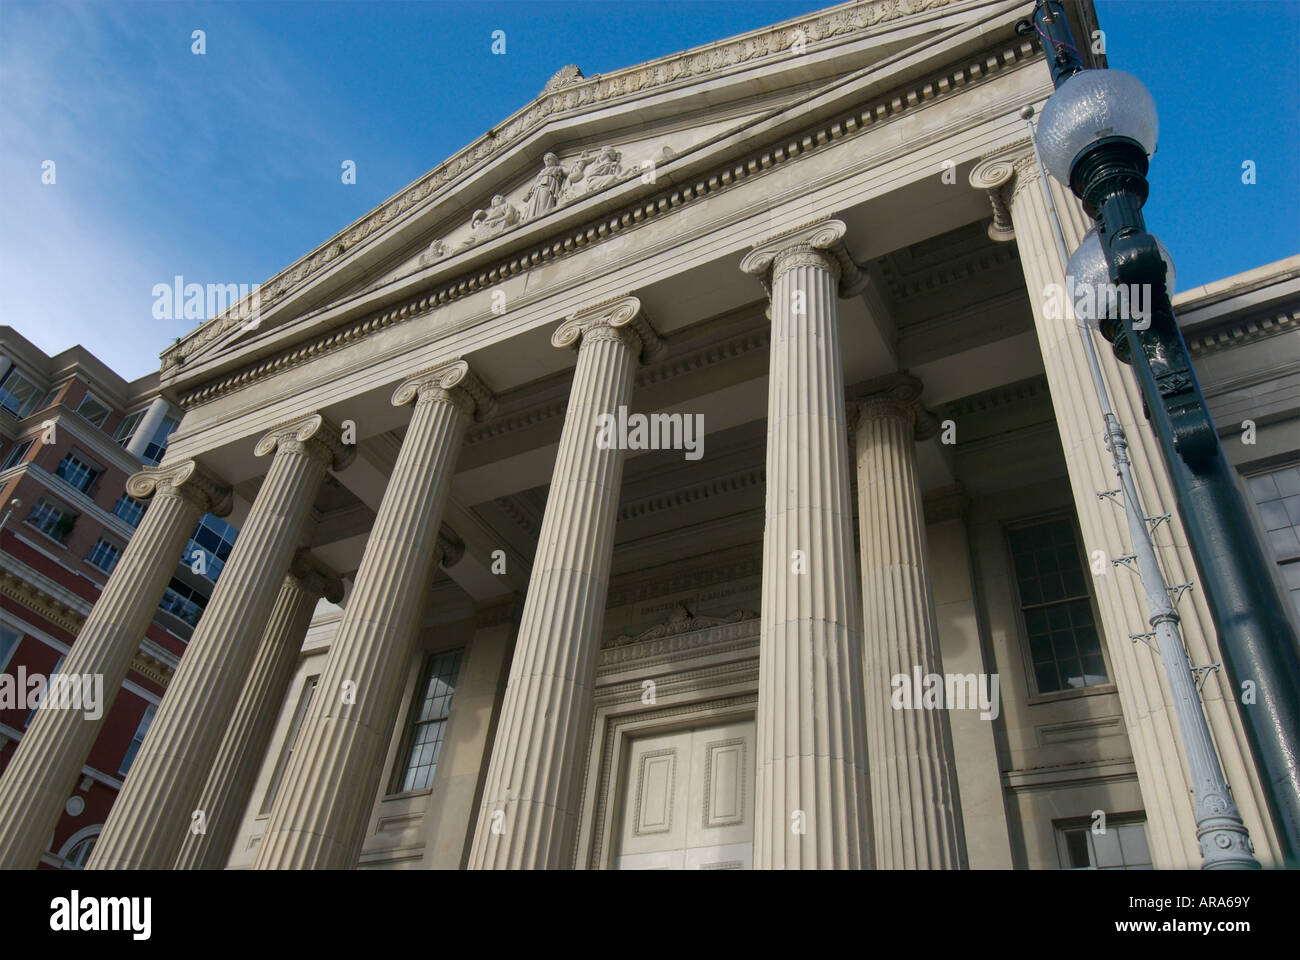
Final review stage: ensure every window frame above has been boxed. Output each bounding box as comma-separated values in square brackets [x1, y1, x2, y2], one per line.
[25, 497, 77, 545]
[1, 437, 35, 471]
[0, 367, 43, 419]
[1240, 460, 1300, 630]
[54, 450, 103, 496]
[1054, 813, 1152, 870]
[1003, 509, 1114, 704]
[75, 391, 112, 429]
[85, 537, 122, 574]
[388, 648, 464, 797]
[114, 408, 146, 447]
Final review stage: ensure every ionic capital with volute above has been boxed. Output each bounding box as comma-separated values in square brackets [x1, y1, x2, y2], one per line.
[551, 294, 665, 361]
[255, 413, 355, 471]
[393, 359, 496, 420]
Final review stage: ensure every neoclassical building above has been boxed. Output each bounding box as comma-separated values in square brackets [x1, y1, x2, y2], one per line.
[1, 0, 1296, 870]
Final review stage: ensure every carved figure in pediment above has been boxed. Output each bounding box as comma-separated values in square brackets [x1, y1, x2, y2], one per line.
[469, 194, 520, 242]
[574, 145, 625, 194]
[522, 152, 570, 221]
[418, 238, 446, 267]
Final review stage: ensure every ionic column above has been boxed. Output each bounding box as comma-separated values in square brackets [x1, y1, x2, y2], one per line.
[0, 461, 230, 869]
[468, 296, 660, 870]
[89, 413, 351, 869]
[174, 553, 342, 869]
[971, 153, 1279, 866]
[254, 361, 491, 869]
[851, 374, 966, 869]
[740, 220, 872, 869]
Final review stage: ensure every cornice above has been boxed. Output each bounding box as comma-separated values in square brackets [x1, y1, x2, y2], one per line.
[173, 33, 1043, 409]
[161, 0, 964, 374]
[1184, 307, 1299, 358]
[0, 567, 83, 634]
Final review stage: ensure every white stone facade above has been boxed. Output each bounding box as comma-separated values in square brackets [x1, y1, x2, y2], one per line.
[2, 0, 1296, 870]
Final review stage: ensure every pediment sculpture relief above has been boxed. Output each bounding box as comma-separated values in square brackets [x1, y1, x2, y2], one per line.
[416, 144, 653, 268]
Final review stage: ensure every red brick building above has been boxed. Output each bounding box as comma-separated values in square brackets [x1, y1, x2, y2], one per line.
[0, 328, 235, 867]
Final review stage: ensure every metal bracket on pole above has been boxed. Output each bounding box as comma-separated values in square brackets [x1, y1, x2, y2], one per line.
[1146, 512, 1172, 534]
[1191, 663, 1221, 692]
[1167, 582, 1194, 605]
[1113, 554, 1140, 576]
[1098, 489, 1123, 506]
[1130, 631, 1159, 652]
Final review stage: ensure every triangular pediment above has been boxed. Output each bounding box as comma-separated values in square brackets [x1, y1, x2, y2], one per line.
[161, 0, 1031, 389]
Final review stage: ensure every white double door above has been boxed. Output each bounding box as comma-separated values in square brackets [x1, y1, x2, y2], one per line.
[615, 718, 755, 870]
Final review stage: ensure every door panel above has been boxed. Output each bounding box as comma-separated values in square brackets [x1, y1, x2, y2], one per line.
[615, 718, 754, 869]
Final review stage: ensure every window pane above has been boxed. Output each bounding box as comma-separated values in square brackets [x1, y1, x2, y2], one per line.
[1008, 516, 1105, 694]
[393, 650, 463, 793]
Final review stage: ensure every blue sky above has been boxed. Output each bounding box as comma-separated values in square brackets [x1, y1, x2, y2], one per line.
[1, 0, 1296, 380]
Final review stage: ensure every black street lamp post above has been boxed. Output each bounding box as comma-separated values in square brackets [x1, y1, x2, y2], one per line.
[1023, 0, 1300, 865]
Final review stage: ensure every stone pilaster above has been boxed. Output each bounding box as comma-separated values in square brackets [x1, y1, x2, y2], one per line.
[851, 374, 966, 869]
[468, 296, 653, 869]
[253, 361, 490, 869]
[174, 554, 342, 869]
[89, 414, 351, 870]
[740, 221, 872, 869]
[972, 152, 1280, 866]
[0, 461, 230, 869]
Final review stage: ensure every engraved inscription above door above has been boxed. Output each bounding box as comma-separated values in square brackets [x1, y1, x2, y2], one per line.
[615, 718, 755, 870]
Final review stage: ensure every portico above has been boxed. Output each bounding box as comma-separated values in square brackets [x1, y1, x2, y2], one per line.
[0, 0, 1289, 870]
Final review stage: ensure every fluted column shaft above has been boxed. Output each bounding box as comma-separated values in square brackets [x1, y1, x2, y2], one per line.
[741, 221, 872, 869]
[0, 462, 229, 868]
[854, 382, 966, 868]
[89, 414, 349, 869]
[175, 557, 341, 869]
[468, 297, 651, 869]
[254, 361, 487, 869]
[975, 154, 1278, 865]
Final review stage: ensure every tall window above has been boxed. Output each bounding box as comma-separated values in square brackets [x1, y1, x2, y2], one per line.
[119, 704, 156, 776]
[112, 494, 147, 527]
[1, 438, 34, 471]
[0, 624, 20, 672]
[261, 676, 319, 814]
[1056, 816, 1152, 869]
[391, 650, 463, 793]
[86, 538, 121, 574]
[1247, 465, 1300, 619]
[114, 409, 145, 447]
[140, 415, 179, 466]
[0, 368, 42, 418]
[76, 393, 111, 428]
[1007, 514, 1107, 695]
[55, 453, 100, 494]
[27, 499, 75, 543]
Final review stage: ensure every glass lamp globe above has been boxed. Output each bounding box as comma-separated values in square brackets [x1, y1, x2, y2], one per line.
[1038, 70, 1159, 184]
[1066, 226, 1176, 323]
